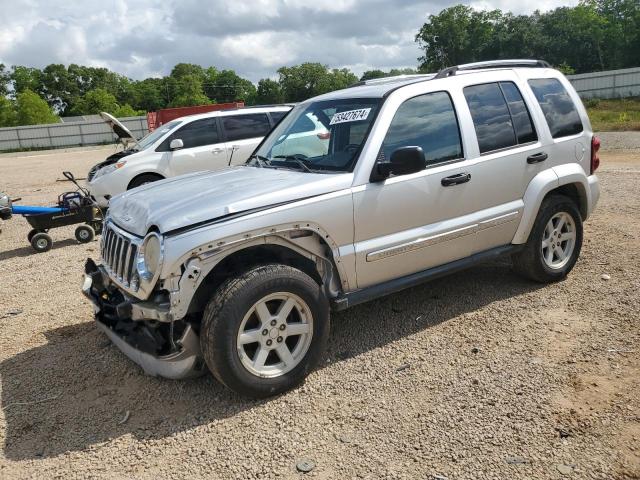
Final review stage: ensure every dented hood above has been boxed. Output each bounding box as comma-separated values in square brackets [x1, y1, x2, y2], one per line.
[107, 167, 352, 237]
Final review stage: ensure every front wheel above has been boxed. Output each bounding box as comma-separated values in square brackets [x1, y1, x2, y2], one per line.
[31, 232, 53, 253]
[75, 224, 95, 243]
[512, 194, 583, 283]
[200, 264, 330, 398]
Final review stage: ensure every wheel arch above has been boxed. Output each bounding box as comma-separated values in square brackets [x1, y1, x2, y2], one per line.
[513, 165, 590, 244]
[179, 230, 346, 318]
[127, 172, 165, 190]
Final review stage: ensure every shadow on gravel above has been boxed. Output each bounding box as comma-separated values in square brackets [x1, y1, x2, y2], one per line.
[0, 238, 78, 261]
[1, 259, 542, 460]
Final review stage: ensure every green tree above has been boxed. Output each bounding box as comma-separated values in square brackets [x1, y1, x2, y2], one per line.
[416, 5, 502, 71]
[169, 74, 211, 107]
[70, 88, 119, 115]
[0, 64, 10, 97]
[360, 69, 387, 81]
[209, 70, 256, 104]
[256, 78, 284, 104]
[11, 66, 42, 96]
[14, 89, 59, 125]
[277, 63, 357, 102]
[0, 96, 17, 127]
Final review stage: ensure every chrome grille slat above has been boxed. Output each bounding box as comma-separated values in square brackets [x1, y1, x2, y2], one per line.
[100, 222, 142, 293]
[123, 244, 132, 283]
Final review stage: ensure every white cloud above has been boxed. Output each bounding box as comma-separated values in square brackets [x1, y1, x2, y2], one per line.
[0, 0, 574, 82]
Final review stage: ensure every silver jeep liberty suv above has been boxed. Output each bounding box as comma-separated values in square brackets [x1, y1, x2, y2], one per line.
[83, 59, 601, 398]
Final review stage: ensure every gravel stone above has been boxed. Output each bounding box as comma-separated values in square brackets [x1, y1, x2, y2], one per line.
[0, 145, 639, 479]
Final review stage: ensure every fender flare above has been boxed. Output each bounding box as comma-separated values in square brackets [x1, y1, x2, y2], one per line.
[512, 165, 590, 244]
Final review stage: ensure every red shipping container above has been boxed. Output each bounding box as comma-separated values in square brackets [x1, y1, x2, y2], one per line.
[146, 102, 245, 131]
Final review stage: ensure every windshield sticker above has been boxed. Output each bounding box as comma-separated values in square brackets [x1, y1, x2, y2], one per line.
[329, 108, 372, 125]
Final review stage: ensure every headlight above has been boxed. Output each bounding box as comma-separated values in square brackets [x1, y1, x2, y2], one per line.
[93, 161, 126, 179]
[137, 232, 163, 280]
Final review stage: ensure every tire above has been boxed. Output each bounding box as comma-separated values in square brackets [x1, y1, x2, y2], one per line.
[200, 264, 330, 398]
[512, 194, 583, 283]
[27, 229, 42, 242]
[75, 224, 95, 243]
[128, 174, 163, 190]
[31, 232, 53, 253]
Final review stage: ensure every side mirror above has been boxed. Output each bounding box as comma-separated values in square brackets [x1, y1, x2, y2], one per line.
[373, 146, 427, 181]
[169, 138, 184, 151]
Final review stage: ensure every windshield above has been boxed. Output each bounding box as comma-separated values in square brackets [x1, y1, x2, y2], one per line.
[251, 98, 381, 173]
[135, 120, 182, 150]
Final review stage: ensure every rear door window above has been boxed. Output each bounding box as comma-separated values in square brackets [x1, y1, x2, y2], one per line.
[382, 91, 463, 165]
[464, 82, 537, 154]
[222, 113, 271, 141]
[500, 82, 537, 144]
[528, 78, 583, 138]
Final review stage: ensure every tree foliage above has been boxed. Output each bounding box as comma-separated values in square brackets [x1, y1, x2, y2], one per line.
[416, 0, 640, 73]
[14, 89, 59, 126]
[0, 0, 637, 128]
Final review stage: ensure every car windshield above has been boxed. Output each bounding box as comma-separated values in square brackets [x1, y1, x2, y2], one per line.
[251, 98, 381, 173]
[135, 120, 182, 150]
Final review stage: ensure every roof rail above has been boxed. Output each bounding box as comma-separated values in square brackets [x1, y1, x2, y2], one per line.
[434, 59, 551, 79]
[349, 74, 435, 88]
[219, 103, 296, 112]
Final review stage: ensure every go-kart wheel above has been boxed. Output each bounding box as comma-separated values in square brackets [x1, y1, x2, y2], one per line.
[27, 229, 42, 242]
[31, 233, 53, 253]
[75, 225, 95, 243]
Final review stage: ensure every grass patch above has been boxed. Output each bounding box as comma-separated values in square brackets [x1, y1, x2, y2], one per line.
[585, 97, 640, 132]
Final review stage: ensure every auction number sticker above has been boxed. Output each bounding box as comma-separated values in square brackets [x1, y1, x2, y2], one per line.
[329, 108, 372, 125]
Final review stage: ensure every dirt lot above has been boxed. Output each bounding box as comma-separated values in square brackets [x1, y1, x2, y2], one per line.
[0, 144, 638, 480]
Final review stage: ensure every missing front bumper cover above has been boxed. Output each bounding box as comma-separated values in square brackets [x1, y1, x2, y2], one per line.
[83, 258, 205, 379]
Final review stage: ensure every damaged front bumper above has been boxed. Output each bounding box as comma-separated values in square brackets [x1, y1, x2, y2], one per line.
[82, 259, 206, 379]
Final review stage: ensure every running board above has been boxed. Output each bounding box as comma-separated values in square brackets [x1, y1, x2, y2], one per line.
[331, 244, 520, 311]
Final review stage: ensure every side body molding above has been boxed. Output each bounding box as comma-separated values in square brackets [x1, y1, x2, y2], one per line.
[512, 164, 591, 244]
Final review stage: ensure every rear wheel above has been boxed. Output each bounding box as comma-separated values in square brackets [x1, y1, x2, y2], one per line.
[75, 224, 95, 243]
[31, 232, 53, 253]
[128, 173, 163, 190]
[200, 264, 330, 398]
[512, 194, 583, 283]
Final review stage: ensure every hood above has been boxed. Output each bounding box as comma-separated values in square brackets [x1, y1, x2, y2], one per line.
[107, 167, 352, 236]
[100, 112, 141, 148]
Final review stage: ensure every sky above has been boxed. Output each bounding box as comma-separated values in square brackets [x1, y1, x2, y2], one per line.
[0, 0, 577, 83]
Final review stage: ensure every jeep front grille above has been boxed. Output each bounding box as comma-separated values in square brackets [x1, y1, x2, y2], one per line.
[101, 222, 139, 290]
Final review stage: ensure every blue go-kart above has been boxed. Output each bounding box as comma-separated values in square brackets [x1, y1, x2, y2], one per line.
[0, 171, 104, 253]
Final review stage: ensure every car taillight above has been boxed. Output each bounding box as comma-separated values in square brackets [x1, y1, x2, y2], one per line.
[317, 132, 330, 140]
[591, 135, 600, 174]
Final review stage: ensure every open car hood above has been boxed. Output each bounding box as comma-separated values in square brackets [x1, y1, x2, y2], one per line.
[100, 112, 141, 148]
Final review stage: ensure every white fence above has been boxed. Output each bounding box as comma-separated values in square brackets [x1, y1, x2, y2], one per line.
[568, 66, 640, 99]
[0, 116, 148, 152]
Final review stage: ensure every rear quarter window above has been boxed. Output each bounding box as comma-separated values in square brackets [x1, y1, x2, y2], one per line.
[528, 78, 583, 138]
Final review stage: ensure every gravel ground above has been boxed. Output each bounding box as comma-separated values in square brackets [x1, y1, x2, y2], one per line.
[0, 145, 638, 480]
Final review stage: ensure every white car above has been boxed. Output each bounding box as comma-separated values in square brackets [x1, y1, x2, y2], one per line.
[87, 106, 292, 206]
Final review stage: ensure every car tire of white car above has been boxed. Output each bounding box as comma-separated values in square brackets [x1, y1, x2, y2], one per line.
[512, 194, 583, 283]
[128, 173, 164, 190]
[200, 264, 330, 398]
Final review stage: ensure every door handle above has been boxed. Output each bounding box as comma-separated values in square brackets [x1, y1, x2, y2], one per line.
[231, 145, 240, 151]
[212, 148, 224, 154]
[441, 172, 471, 187]
[527, 152, 548, 164]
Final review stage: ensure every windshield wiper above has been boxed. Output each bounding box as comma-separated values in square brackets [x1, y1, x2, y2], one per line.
[272, 155, 314, 173]
[248, 154, 272, 168]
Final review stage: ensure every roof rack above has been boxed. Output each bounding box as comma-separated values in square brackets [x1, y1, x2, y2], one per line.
[349, 74, 435, 88]
[434, 59, 551, 79]
[219, 103, 296, 112]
